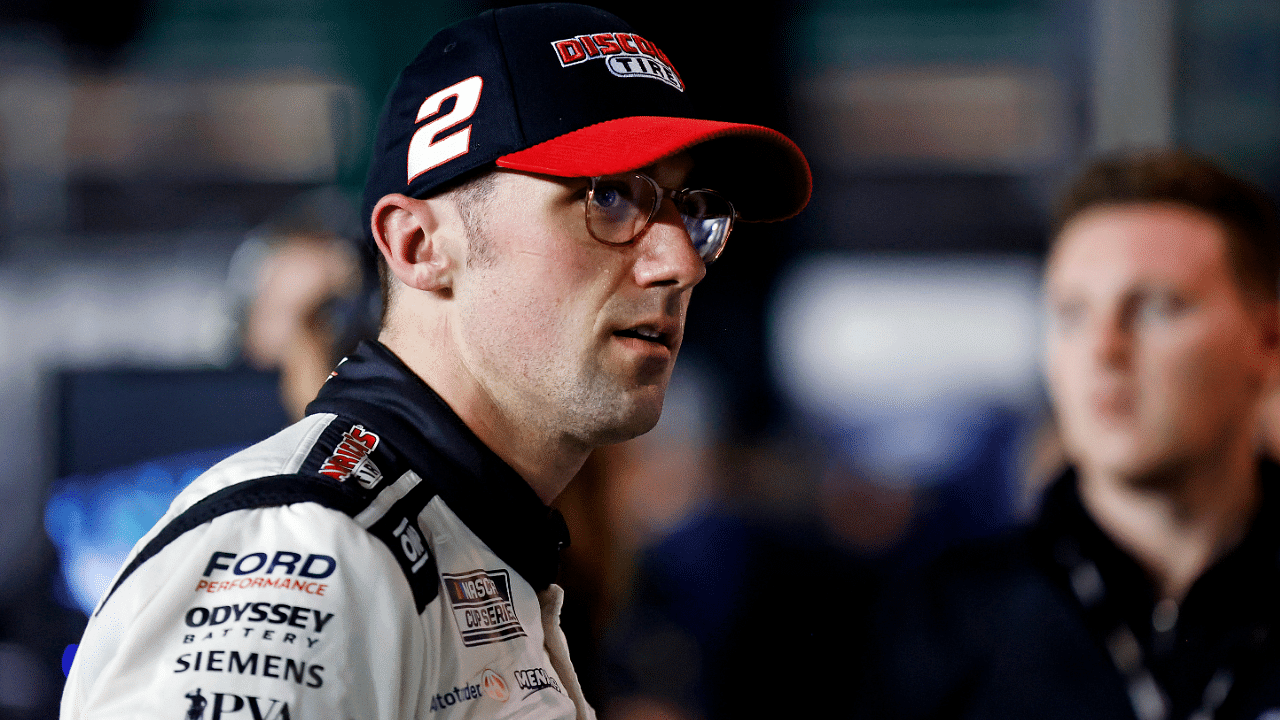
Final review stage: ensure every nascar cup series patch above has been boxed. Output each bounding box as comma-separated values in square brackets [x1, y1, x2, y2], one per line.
[550, 32, 684, 91]
[442, 570, 526, 647]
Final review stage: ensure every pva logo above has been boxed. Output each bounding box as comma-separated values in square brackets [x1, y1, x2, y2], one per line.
[319, 424, 382, 489]
[183, 688, 291, 720]
[550, 32, 683, 91]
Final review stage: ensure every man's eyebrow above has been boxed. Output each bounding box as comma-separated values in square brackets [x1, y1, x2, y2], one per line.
[646, 155, 695, 186]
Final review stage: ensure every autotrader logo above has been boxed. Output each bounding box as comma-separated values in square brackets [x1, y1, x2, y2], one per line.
[482, 669, 509, 701]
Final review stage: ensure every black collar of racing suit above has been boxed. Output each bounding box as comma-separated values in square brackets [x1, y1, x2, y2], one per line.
[305, 339, 570, 592]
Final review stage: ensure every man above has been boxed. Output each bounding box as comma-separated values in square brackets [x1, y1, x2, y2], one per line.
[59, 4, 810, 719]
[859, 149, 1280, 720]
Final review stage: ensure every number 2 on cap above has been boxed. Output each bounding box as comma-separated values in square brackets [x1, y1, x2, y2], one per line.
[407, 75, 484, 182]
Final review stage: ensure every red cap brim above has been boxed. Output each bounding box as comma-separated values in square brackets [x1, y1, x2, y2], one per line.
[496, 116, 812, 222]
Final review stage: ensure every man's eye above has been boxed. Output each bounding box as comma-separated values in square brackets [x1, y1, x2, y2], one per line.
[596, 187, 621, 208]
[593, 184, 631, 209]
[1139, 294, 1189, 322]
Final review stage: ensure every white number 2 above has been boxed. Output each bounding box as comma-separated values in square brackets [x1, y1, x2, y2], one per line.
[407, 75, 484, 182]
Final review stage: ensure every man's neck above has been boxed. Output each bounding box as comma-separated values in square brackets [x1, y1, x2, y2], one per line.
[379, 328, 585, 505]
[454, 398, 590, 505]
[1078, 451, 1262, 602]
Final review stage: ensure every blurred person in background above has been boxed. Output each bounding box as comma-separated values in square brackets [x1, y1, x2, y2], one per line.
[858, 149, 1280, 720]
[44, 186, 375, 622]
[233, 186, 380, 422]
[59, 4, 811, 719]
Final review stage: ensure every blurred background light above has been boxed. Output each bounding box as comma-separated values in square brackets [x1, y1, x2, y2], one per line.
[770, 254, 1042, 421]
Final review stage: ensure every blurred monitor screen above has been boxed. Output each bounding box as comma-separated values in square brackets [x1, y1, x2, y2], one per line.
[56, 366, 289, 478]
[47, 366, 289, 615]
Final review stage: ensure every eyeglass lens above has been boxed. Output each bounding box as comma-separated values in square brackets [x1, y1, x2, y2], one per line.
[587, 173, 734, 262]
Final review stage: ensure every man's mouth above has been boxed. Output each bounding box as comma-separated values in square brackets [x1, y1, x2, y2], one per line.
[614, 326, 671, 348]
[1091, 388, 1136, 419]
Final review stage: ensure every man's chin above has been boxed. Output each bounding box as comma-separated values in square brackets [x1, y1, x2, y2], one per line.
[587, 395, 665, 447]
[1081, 447, 1188, 490]
[1068, 429, 1149, 477]
[607, 410, 664, 446]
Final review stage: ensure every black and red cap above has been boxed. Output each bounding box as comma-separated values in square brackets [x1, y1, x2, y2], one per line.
[362, 2, 811, 234]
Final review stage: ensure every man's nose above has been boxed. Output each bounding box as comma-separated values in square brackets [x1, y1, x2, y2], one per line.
[1092, 312, 1132, 369]
[632, 199, 707, 290]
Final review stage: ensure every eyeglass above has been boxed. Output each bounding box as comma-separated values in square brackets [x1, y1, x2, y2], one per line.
[586, 172, 737, 263]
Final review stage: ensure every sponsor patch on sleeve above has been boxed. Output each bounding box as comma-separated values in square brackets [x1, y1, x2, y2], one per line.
[441, 570, 526, 646]
[366, 510, 439, 612]
[318, 424, 383, 489]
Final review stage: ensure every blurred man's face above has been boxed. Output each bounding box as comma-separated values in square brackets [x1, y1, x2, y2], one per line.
[1044, 203, 1278, 485]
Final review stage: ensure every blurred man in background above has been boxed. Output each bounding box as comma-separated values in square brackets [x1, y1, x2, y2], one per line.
[860, 149, 1280, 720]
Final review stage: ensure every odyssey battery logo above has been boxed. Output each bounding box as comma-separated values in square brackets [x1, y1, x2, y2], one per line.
[319, 424, 382, 489]
[551, 31, 683, 91]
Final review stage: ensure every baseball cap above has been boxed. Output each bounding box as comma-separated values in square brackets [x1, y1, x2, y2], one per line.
[362, 2, 811, 234]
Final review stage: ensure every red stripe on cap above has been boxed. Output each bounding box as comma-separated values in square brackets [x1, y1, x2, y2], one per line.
[495, 116, 812, 222]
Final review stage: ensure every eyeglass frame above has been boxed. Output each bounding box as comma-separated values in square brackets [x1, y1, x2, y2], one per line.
[584, 172, 738, 264]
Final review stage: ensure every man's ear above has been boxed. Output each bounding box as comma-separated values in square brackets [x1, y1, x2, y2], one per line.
[370, 193, 462, 293]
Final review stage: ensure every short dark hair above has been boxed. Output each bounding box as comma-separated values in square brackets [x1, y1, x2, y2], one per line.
[1053, 149, 1280, 299]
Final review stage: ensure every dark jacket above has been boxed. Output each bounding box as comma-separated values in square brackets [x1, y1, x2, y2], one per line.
[859, 462, 1280, 720]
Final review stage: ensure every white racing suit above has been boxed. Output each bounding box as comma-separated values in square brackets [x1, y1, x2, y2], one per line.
[61, 340, 595, 720]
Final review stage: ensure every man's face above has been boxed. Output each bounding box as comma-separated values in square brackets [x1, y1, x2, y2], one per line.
[1044, 203, 1278, 485]
[450, 153, 707, 448]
